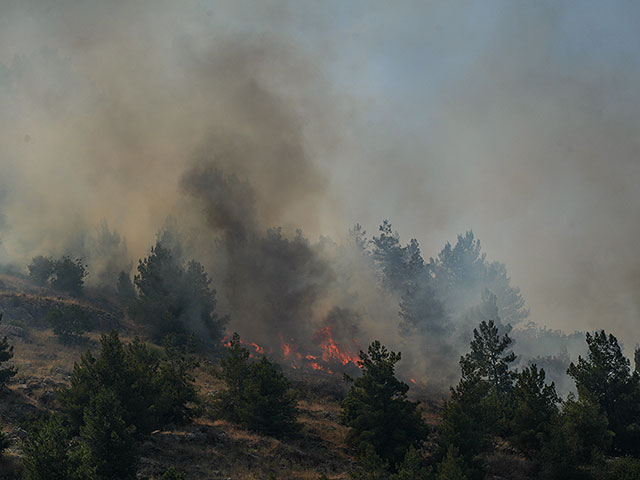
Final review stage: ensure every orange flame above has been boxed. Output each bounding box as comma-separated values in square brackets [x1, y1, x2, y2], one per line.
[220, 335, 265, 358]
[314, 325, 360, 366]
[222, 328, 361, 375]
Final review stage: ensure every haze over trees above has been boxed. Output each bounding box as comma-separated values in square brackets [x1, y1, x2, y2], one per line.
[28, 255, 88, 296]
[6, 216, 638, 479]
[130, 241, 227, 346]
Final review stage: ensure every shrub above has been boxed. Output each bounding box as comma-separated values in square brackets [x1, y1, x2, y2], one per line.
[51, 256, 88, 296]
[161, 467, 186, 480]
[609, 456, 640, 480]
[46, 305, 93, 344]
[27, 255, 88, 296]
[27, 256, 55, 286]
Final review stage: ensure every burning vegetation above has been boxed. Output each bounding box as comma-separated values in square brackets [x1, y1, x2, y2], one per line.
[2, 2, 640, 478]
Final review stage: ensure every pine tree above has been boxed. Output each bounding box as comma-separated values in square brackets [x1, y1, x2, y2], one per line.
[555, 392, 612, 465]
[132, 242, 227, 344]
[217, 335, 298, 438]
[116, 270, 136, 306]
[371, 221, 425, 293]
[340, 341, 428, 469]
[77, 388, 137, 480]
[371, 220, 406, 292]
[430, 231, 528, 325]
[509, 364, 559, 455]
[152, 343, 198, 426]
[218, 332, 251, 422]
[237, 356, 299, 438]
[22, 415, 71, 480]
[389, 446, 431, 480]
[133, 242, 184, 340]
[58, 331, 196, 436]
[0, 427, 9, 457]
[435, 446, 468, 480]
[458, 318, 516, 399]
[399, 271, 446, 336]
[437, 316, 517, 471]
[0, 313, 17, 385]
[568, 330, 640, 454]
[349, 444, 390, 480]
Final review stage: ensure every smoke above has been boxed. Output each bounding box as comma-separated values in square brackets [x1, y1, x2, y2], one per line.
[1, 1, 639, 388]
[0, 0, 340, 274]
[329, 1, 640, 353]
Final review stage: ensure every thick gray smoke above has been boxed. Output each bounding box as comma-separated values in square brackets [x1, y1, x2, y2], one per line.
[0, 1, 639, 389]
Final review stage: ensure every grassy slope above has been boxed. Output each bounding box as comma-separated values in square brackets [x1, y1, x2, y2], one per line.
[0, 274, 356, 479]
[0, 273, 535, 479]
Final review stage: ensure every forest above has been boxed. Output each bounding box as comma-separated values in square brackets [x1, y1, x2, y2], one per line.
[0, 221, 638, 479]
[1, 2, 640, 479]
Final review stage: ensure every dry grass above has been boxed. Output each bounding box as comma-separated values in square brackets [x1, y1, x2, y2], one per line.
[137, 413, 352, 480]
[0, 276, 376, 479]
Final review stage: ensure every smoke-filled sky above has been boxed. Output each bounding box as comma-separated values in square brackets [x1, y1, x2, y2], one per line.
[1, 1, 640, 349]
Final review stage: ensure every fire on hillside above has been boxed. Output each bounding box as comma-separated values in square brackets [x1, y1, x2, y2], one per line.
[221, 323, 362, 375]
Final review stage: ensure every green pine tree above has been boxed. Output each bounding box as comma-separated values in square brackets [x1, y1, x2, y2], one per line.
[58, 331, 196, 436]
[435, 446, 468, 480]
[0, 313, 17, 386]
[22, 414, 71, 480]
[217, 332, 251, 422]
[349, 444, 391, 480]
[0, 427, 9, 457]
[509, 364, 559, 455]
[76, 388, 137, 480]
[568, 330, 640, 455]
[340, 341, 428, 469]
[161, 467, 186, 479]
[389, 446, 432, 480]
[237, 356, 299, 438]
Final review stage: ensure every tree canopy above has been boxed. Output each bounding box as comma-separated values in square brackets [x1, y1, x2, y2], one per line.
[568, 330, 640, 455]
[131, 242, 227, 345]
[340, 341, 428, 469]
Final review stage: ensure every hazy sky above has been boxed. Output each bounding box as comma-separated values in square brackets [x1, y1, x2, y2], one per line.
[1, 1, 640, 348]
